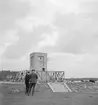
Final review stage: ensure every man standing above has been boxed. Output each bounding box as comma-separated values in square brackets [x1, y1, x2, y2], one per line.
[28, 69, 38, 96]
[24, 71, 31, 95]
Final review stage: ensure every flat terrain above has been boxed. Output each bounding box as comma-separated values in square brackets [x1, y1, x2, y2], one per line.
[0, 83, 98, 105]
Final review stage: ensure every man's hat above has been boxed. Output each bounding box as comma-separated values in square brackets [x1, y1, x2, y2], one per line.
[26, 71, 30, 74]
[32, 69, 35, 71]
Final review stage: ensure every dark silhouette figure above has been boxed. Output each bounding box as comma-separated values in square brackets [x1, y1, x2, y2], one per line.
[28, 70, 38, 96]
[24, 71, 31, 95]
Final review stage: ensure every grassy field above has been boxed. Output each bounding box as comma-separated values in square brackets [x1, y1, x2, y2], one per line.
[0, 83, 98, 105]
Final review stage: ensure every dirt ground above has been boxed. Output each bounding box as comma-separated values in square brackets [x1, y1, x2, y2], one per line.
[0, 83, 98, 105]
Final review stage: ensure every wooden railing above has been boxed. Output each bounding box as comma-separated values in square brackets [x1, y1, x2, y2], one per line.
[36, 71, 65, 82]
[2, 70, 65, 83]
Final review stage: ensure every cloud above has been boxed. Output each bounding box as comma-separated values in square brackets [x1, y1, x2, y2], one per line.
[1, 58, 29, 70]
[15, 0, 57, 32]
[1, 0, 98, 78]
[80, 1, 98, 13]
[0, 0, 30, 51]
[0, 0, 30, 68]
[38, 31, 58, 48]
[40, 1, 98, 55]
[47, 53, 98, 78]
[2, 0, 59, 60]
[0, 0, 29, 33]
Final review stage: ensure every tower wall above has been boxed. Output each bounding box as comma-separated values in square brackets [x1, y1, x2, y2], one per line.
[30, 52, 47, 71]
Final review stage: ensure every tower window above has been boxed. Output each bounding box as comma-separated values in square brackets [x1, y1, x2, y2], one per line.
[42, 68, 45, 71]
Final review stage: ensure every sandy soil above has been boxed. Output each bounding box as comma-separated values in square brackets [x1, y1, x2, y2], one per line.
[0, 83, 98, 105]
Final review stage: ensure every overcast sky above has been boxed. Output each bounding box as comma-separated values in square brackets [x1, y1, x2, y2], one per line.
[0, 0, 98, 78]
